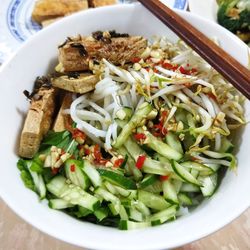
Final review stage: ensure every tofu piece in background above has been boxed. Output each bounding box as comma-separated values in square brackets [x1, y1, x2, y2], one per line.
[19, 87, 57, 158]
[53, 93, 73, 132]
[91, 0, 117, 7]
[32, 0, 88, 24]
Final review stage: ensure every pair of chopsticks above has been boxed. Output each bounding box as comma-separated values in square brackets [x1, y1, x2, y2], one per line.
[138, 0, 250, 100]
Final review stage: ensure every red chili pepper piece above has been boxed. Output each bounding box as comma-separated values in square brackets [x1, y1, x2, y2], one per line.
[131, 57, 141, 63]
[94, 144, 102, 161]
[114, 158, 124, 168]
[84, 148, 91, 155]
[179, 66, 189, 75]
[136, 155, 146, 169]
[70, 164, 76, 172]
[51, 167, 59, 175]
[159, 175, 169, 181]
[134, 133, 146, 141]
[162, 127, 168, 136]
[207, 92, 217, 101]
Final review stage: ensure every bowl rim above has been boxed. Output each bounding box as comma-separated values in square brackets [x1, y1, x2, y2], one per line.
[0, 3, 249, 250]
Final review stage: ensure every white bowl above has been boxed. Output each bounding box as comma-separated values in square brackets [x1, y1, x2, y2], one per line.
[0, 3, 249, 250]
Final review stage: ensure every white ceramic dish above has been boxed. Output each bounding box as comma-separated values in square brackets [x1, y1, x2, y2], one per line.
[0, 3, 249, 250]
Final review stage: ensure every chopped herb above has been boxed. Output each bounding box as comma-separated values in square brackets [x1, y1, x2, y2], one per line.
[109, 30, 129, 38]
[70, 43, 88, 56]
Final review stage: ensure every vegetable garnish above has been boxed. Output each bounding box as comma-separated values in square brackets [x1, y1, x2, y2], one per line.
[17, 34, 246, 230]
[136, 155, 147, 169]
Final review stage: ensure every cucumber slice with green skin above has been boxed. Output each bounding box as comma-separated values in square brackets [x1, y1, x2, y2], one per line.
[190, 169, 199, 178]
[47, 176, 100, 211]
[104, 181, 118, 195]
[180, 183, 200, 192]
[138, 190, 170, 210]
[150, 205, 177, 225]
[129, 208, 144, 222]
[143, 131, 183, 161]
[204, 163, 221, 172]
[181, 161, 214, 176]
[139, 174, 158, 189]
[172, 180, 183, 194]
[119, 220, 151, 230]
[165, 132, 183, 154]
[97, 169, 137, 190]
[95, 187, 119, 203]
[143, 180, 163, 193]
[117, 147, 143, 181]
[116, 107, 133, 120]
[108, 203, 119, 216]
[94, 207, 109, 222]
[26, 160, 46, 199]
[132, 200, 151, 216]
[199, 173, 218, 197]
[178, 193, 193, 206]
[162, 180, 179, 204]
[171, 161, 202, 186]
[75, 206, 92, 218]
[119, 205, 129, 220]
[49, 199, 74, 209]
[65, 159, 90, 190]
[82, 160, 102, 187]
[113, 102, 153, 148]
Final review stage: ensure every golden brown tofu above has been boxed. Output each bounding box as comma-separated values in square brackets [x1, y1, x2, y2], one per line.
[92, 0, 117, 7]
[58, 33, 147, 72]
[19, 87, 57, 158]
[51, 73, 99, 94]
[53, 93, 73, 132]
[32, 0, 88, 24]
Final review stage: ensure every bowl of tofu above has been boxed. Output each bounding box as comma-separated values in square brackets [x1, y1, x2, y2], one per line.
[0, 3, 249, 250]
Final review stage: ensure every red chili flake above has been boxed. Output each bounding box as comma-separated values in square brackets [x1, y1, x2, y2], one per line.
[94, 144, 102, 161]
[131, 57, 141, 63]
[51, 168, 59, 175]
[72, 128, 86, 143]
[162, 62, 173, 69]
[84, 148, 91, 155]
[162, 127, 168, 136]
[160, 110, 168, 123]
[207, 92, 217, 101]
[179, 66, 189, 75]
[145, 67, 150, 72]
[136, 155, 146, 169]
[159, 175, 169, 181]
[190, 68, 198, 74]
[153, 68, 159, 73]
[70, 164, 76, 172]
[134, 133, 146, 141]
[114, 158, 124, 168]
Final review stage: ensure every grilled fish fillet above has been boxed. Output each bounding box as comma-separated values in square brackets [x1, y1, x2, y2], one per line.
[53, 93, 73, 132]
[51, 74, 99, 94]
[32, 0, 88, 23]
[58, 34, 147, 72]
[19, 87, 57, 158]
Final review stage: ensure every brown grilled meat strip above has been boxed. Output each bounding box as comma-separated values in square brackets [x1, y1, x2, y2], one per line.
[51, 73, 99, 94]
[58, 35, 147, 72]
[19, 87, 57, 158]
[32, 0, 88, 24]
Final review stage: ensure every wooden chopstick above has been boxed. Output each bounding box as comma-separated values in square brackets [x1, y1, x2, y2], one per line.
[137, 0, 250, 99]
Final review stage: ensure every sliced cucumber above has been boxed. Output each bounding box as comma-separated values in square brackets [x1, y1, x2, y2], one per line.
[94, 207, 109, 222]
[199, 173, 218, 197]
[97, 169, 137, 190]
[129, 208, 144, 222]
[143, 158, 172, 176]
[171, 161, 202, 186]
[144, 131, 183, 161]
[113, 102, 153, 148]
[150, 205, 177, 225]
[180, 183, 200, 192]
[162, 180, 179, 204]
[47, 176, 100, 211]
[138, 190, 170, 210]
[165, 132, 183, 154]
[132, 200, 151, 216]
[178, 193, 193, 206]
[220, 137, 234, 153]
[49, 199, 74, 209]
[143, 180, 163, 193]
[119, 220, 151, 230]
[95, 187, 119, 203]
[65, 159, 90, 190]
[181, 161, 214, 176]
[82, 160, 102, 187]
[116, 107, 133, 120]
[139, 174, 158, 189]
